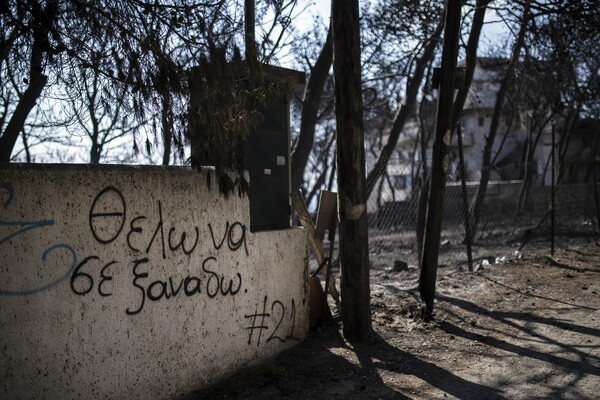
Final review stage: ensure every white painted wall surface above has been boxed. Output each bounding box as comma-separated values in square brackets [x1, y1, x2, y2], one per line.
[0, 164, 308, 400]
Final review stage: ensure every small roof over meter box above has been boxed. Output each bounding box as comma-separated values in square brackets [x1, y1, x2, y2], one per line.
[189, 62, 305, 232]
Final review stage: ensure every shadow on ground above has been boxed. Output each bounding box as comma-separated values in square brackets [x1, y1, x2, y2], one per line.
[436, 292, 600, 398]
[183, 240, 600, 399]
[185, 323, 506, 400]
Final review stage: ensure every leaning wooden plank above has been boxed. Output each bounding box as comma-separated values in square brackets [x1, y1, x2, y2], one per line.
[291, 191, 340, 302]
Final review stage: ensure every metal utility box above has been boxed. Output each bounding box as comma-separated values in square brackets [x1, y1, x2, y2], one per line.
[247, 65, 305, 231]
[188, 63, 304, 232]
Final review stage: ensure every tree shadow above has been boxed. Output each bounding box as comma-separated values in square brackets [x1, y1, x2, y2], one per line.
[436, 294, 600, 398]
[183, 282, 599, 399]
[352, 332, 508, 399]
[477, 273, 598, 311]
[542, 255, 600, 274]
[184, 324, 506, 399]
[437, 294, 600, 346]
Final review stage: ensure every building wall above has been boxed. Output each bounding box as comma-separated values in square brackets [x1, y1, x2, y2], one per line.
[371, 58, 559, 213]
[0, 164, 308, 400]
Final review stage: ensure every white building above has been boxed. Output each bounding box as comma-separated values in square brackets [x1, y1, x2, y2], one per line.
[372, 57, 556, 209]
[456, 57, 552, 183]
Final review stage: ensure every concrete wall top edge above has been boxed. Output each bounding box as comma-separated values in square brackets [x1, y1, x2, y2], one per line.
[0, 162, 208, 174]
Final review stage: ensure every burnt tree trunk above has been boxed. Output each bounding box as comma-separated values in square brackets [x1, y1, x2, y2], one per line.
[0, 0, 58, 162]
[450, 0, 491, 127]
[0, 61, 47, 163]
[416, 79, 434, 261]
[291, 27, 333, 193]
[472, 0, 530, 237]
[332, 0, 371, 341]
[419, 0, 462, 316]
[161, 93, 173, 166]
[446, 0, 492, 250]
[365, 17, 444, 198]
[245, 0, 256, 62]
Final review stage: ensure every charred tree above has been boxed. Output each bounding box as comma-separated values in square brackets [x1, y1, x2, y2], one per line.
[0, 0, 58, 162]
[419, 0, 462, 317]
[291, 27, 333, 193]
[471, 0, 531, 237]
[332, 0, 371, 341]
[365, 17, 444, 198]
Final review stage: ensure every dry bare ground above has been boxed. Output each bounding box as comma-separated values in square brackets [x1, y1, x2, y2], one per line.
[186, 237, 600, 399]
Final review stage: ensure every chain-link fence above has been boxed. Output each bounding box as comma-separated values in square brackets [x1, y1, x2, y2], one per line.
[365, 160, 600, 271]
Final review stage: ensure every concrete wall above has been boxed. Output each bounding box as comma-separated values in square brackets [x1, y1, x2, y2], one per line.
[0, 164, 308, 400]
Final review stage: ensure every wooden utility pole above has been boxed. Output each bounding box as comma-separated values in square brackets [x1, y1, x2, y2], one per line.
[332, 0, 371, 340]
[419, 0, 462, 317]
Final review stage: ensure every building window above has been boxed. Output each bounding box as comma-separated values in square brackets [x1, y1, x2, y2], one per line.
[478, 117, 485, 127]
[392, 175, 408, 190]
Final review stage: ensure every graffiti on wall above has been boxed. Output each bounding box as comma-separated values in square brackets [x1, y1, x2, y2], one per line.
[245, 296, 300, 346]
[0, 182, 78, 296]
[1, 181, 301, 346]
[78, 185, 247, 315]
